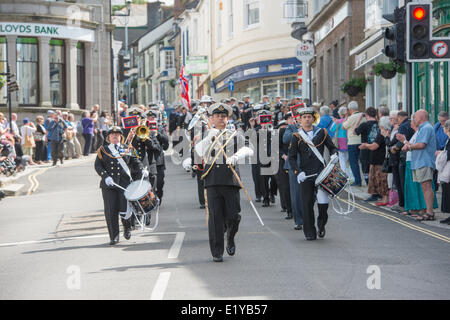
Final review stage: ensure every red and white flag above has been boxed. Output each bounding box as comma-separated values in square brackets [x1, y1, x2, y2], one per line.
[179, 66, 191, 111]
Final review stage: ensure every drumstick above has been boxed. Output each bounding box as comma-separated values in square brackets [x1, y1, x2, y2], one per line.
[137, 166, 147, 191]
[111, 182, 127, 192]
[304, 174, 318, 179]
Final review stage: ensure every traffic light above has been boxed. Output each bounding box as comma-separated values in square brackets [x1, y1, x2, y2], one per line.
[406, 3, 450, 62]
[407, 3, 431, 61]
[382, 7, 406, 62]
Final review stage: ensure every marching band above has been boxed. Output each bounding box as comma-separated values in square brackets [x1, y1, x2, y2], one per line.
[94, 96, 345, 261]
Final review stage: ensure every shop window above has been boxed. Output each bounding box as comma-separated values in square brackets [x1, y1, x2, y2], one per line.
[16, 37, 39, 105]
[49, 39, 65, 107]
[77, 42, 85, 109]
[0, 38, 6, 105]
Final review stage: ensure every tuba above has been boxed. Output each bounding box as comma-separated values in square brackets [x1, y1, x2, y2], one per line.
[313, 112, 321, 126]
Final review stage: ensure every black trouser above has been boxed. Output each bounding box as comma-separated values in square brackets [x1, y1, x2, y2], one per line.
[96, 130, 105, 149]
[391, 163, 404, 208]
[156, 166, 165, 201]
[196, 171, 205, 206]
[35, 141, 46, 162]
[360, 149, 370, 184]
[275, 161, 291, 212]
[269, 176, 277, 197]
[262, 175, 271, 202]
[50, 140, 64, 163]
[101, 187, 131, 241]
[206, 186, 241, 258]
[398, 158, 406, 208]
[300, 180, 328, 239]
[251, 164, 264, 199]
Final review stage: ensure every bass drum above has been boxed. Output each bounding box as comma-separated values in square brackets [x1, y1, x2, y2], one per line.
[124, 180, 160, 215]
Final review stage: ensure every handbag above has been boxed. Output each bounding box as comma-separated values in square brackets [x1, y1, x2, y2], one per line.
[24, 132, 35, 148]
[381, 146, 391, 173]
[436, 148, 450, 183]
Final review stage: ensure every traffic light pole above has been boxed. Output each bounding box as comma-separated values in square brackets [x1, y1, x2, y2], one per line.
[405, 0, 413, 116]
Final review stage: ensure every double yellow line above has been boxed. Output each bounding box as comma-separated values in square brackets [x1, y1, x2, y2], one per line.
[338, 197, 450, 244]
[26, 168, 48, 196]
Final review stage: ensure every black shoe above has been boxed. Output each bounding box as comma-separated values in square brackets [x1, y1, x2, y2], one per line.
[351, 182, 361, 187]
[255, 198, 261, 203]
[440, 217, 450, 224]
[213, 256, 223, 262]
[226, 238, 236, 256]
[60, 158, 63, 164]
[281, 208, 287, 213]
[294, 225, 303, 230]
[285, 213, 293, 220]
[306, 236, 316, 241]
[364, 194, 379, 202]
[145, 214, 151, 226]
[200, 204, 205, 209]
[109, 235, 119, 245]
[52, 161, 57, 166]
[318, 227, 326, 238]
[262, 200, 270, 207]
[124, 227, 131, 240]
[270, 195, 276, 204]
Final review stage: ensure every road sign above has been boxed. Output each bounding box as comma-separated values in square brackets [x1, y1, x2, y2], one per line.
[296, 41, 314, 61]
[297, 70, 302, 84]
[228, 79, 235, 92]
[432, 41, 448, 58]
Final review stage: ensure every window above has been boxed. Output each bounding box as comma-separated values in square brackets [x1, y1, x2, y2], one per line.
[165, 50, 174, 69]
[327, 49, 332, 100]
[245, 0, 260, 28]
[0, 38, 6, 105]
[216, 2, 222, 46]
[77, 42, 85, 109]
[16, 37, 39, 105]
[319, 56, 324, 99]
[228, 0, 234, 37]
[333, 43, 338, 101]
[49, 39, 65, 107]
[149, 53, 154, 76]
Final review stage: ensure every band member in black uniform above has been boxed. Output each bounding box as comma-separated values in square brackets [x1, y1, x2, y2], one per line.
[146, 110, 169, 204]
[195, 103, 253, 262]
[95, 126, 148, 245]
[252, 109, 275, 207]
[275, 119, 292, 219]
[288, 108, 338, 241]
[189, 105, 207, 209]
[242, 95, 253, 131]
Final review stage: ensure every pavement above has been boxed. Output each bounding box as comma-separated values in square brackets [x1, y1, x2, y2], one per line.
[0, 153, 449, 300]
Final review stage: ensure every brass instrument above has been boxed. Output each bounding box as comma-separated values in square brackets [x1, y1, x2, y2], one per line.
[313, 112, 321, 126]
[136, 119, 151, 141]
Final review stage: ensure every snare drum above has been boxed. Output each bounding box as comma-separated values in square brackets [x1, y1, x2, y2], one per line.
[315, 161, 348, 197]
[124, 180, 160, 215]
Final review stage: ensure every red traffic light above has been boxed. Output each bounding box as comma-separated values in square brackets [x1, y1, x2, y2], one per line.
[413, 7, 426, 20]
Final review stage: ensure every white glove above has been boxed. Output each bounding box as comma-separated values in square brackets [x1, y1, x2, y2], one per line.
[105, 176, 114, 187]
[226, 155, 238, 166]
[330, 153, 339, 164]
[142, 169, 149, 178]
[297, 172, 306, 184]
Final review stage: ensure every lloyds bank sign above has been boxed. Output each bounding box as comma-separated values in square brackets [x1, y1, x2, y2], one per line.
[0, 22, 94, 42]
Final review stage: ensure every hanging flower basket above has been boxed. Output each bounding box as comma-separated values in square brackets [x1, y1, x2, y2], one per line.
[373, 62, 405, 80]
[342, 77, 367, 97]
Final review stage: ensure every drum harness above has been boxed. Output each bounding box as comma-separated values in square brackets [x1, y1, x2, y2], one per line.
[295, 128, 355, 215]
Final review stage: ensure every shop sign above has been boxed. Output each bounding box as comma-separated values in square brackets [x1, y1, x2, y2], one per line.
[0, 22, 94, 42]
[296, 41, 314, 61]
[185, 56, 208, 75]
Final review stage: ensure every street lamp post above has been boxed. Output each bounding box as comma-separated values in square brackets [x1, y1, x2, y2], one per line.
[113, 0, 131, 106]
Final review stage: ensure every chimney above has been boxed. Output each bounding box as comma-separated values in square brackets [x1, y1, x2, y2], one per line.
[174, 0, 184, 19]
[147, 1, 163, 31]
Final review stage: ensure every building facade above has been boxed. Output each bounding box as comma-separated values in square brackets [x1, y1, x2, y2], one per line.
[307, 0, 366, 108]
[0, 0, 113, 116]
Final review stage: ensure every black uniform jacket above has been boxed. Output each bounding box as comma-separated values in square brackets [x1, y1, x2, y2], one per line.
[202, 131, 246, 189]
[288, 127, 337, 179]
[95, 143, 144, 189]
